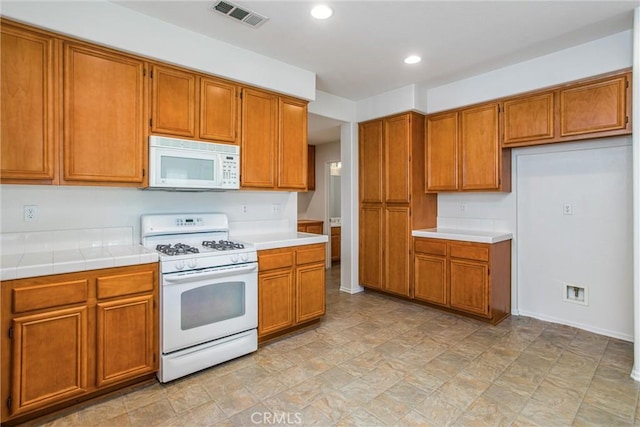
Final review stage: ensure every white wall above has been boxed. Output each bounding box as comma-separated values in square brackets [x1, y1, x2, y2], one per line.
[1, 1, 315, 100]
[0, 185, 297, 241]
[516, 139, 633, 341]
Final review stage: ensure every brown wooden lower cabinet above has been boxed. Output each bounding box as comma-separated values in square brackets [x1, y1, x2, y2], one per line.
[297, 220, 323, 234]
[258, 243, 325, 342]
[413, 237, 511, 324]
[331, 226, 341, 263]
[1, 263, 158, 424]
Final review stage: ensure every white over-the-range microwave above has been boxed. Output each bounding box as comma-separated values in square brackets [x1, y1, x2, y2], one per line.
[148, 136, 240, 191]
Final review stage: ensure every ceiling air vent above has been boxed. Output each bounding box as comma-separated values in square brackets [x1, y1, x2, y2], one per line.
[211, 1, 269, 28]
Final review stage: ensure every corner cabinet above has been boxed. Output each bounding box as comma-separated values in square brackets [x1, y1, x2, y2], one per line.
[359, 112, 438, 297]
[63, 42, 147, 185]
[1, 264, 158, 425]
[241, 88, 308, 191]
[426, 103, 511, 192]
[413, 238, 511, 324]
[1, 21, 58, 184]
[257, 244, 325, 342]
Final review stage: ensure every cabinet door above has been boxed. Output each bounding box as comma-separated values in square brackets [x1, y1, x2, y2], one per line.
[1, 24, 57, 182]
[278, 97, 308, 190]
[384, 206, 411, 297]
[359, 120, 384, 204]
[502, 92, 555, 146]
[296, 263, 325, 323]
[96, 295, 155, 387]
[560, 75, 628, 137]
[63, 43, 145, 183]
[258, 269, 294, 336]
[414, 254, 447, 306]
[241, 88, 277, 189]
[306, 224, 323, 234]
[150, 65, 196, 138]
[449, 259, 490, 317]
[359, 205, 384, 290]
[384, 114, 411, 203]
[10, 307, 87, 416]
[426, 112, 459, 191]
[460, 103, 500, 190]
[200, 77, 238, 142]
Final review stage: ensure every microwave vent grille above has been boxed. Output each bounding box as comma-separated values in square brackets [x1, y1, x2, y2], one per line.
[150, 136, 239, 154]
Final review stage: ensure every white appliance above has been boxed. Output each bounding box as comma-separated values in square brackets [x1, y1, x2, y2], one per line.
[148, 136, 240, 191]
[141, 213, 257, 383]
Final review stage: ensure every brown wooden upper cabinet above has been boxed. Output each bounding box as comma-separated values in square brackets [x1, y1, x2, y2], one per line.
[150, 64, 239, 143]
[241, 88, 308, 191]
[502, 91, 555, 145]
[1, 22, 58, 184]
[502, 71, 631, 148]
[63, 42, 147, 185]
[426, 103, 510, 192]
[306, 145, 316, 191]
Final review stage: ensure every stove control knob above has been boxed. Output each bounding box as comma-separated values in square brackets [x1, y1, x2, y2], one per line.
[231, 254, 239, 263]
[241, 253, 249, 262]
[187, 259, 197, 269]
[175, 261, 185, 271]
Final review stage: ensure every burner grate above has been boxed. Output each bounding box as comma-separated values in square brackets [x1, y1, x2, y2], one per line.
[156, 243, 200, 256]
[202, 240, 245, 251]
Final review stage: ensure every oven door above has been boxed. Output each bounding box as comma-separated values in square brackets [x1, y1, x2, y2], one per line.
[160, 262, 257, 354]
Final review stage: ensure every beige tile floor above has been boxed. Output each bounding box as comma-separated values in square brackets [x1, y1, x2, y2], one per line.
[31, 265, 639, 427]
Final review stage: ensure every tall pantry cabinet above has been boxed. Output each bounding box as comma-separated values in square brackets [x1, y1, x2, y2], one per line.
[359, 112, 437, 297]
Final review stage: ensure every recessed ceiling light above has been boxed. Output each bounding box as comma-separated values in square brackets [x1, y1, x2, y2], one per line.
[404, 55, 422, 65]
[311, 5, 333, 20]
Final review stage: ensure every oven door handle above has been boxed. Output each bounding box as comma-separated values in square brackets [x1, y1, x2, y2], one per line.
[163, 263, 257, 284]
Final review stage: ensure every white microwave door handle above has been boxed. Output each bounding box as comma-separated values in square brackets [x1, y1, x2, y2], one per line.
[217, 154, 224, 184]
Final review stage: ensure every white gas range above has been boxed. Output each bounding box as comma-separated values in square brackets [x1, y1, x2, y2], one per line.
[141, 213, 258, 383]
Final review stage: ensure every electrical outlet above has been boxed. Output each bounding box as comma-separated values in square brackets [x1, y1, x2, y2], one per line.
[24, 205, 38, 222]
[241, 205, 248, 214]
[563, 203, 573, 215]
[460, 203, 467, 213]
[272, 203, 281, 215]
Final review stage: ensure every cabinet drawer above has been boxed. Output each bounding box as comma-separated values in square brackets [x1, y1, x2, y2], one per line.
[259, 250, 294, 271]
[449, 244, 489, 262]
[296, 245, 325, 265]
[13, 280, 88, 313]
[97, 270, 154, 299]
[414, 239, 446, 256]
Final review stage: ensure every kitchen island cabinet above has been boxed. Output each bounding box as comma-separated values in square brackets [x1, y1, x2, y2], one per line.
[359, 112, 437, 297]
[413, 233, 511, 324]
[257, 243, 325, 342]
[1, 263, 158, 425]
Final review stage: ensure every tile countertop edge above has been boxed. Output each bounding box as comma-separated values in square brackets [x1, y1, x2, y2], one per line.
[235, 232, 329, 251]
[0, 245, 159, 281]
[412, 228, 513, 244]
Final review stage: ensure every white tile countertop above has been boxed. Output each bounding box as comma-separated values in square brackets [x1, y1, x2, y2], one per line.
[412, 228, 513, 244]
[1, 227, 158, 281]
[234, 232, 329, 251]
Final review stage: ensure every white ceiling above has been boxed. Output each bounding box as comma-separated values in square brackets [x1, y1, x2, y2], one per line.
[114, 0, 637, 144]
